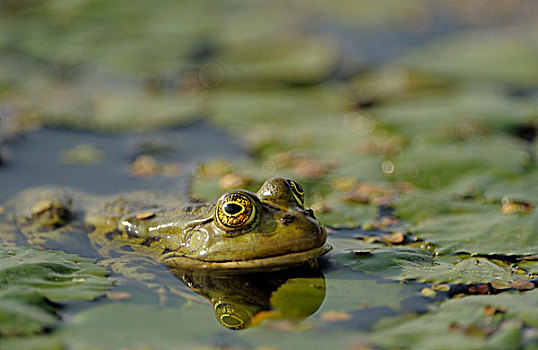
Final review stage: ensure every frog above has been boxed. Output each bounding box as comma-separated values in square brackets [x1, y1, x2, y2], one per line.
[0, 177, 331, 302]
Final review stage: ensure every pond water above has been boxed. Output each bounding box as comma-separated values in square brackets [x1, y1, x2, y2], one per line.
[0, 1, 537, 349]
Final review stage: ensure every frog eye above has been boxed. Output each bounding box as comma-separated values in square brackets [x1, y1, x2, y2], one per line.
[286, 179, 305, 206]
[215, 191, 257, 232]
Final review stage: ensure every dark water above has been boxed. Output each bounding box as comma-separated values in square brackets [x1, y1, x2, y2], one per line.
[0, 123, 246, 202]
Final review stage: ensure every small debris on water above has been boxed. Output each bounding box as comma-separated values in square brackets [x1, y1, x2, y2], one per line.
[483, 305, 506, 315]
[136, 211, 155, 220]
[511, 280, 535, 290]
[106, 291, 132, 300]
[432, 284, 450, 292]
[320, 310, 353, 322]
[61, 144, 105, 165]
[219, 172, 252, 190]
[420, 288, 436, 297]
[31, 201, 52, 215]
[490, 279, 512, 290]
[468, 284, 489, 294]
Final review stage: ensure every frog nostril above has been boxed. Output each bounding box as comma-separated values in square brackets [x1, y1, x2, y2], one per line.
[305, 209, 316, 218]
[280, 214, 294, 225]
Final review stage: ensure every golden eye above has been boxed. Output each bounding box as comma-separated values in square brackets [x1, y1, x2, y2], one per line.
[215, 191, 257, 232]
[286, 179, 305, 206]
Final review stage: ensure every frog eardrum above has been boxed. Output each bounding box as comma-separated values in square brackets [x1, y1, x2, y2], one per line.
[215, 190, 258, 233]
[286, 179, 305, 206]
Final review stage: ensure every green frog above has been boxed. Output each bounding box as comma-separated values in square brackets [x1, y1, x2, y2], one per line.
[0, 178, 331, 298]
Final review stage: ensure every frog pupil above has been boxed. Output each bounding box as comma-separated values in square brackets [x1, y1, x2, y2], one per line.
[223, 203, 242, 215]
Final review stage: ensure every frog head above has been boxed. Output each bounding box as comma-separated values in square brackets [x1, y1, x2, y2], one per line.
[161, 178, 331, 271]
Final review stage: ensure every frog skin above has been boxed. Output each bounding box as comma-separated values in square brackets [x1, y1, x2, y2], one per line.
[0, 177, 331, 273]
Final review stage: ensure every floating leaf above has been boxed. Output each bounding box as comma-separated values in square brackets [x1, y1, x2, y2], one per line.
[399, 27, 538, 87]
[394, 191, 538, 255]
[389, 136, 528, 190]
[0, 246, 112, 336]
[401, 258, 526, 285]
[370, 290, 538, 349]
[334, 246, 434, 280]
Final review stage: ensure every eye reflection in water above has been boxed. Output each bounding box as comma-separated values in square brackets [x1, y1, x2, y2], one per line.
[169, 265, 326, 330]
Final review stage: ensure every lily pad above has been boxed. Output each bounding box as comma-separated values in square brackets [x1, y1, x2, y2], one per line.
[333, 246, 434, 280]
[33, 83, 204, 132]
[394, 191, 538, 255]
[214, 35, 339, 85]
[370, 290, 538, 349]
[399, 27, 538, 87]
[0, 246, 112, 336]
[388, 136, 528, 190]
[400, 257, 527, 284]
[314, 199, 378, 228]
[371, 86, 537, 140]
[335, 244, 526, 284]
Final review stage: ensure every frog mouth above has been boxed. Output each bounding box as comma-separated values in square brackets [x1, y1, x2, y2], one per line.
[160, 243, 332, 272]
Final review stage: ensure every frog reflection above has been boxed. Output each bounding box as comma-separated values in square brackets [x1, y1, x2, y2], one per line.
[171, 265, 326, 330]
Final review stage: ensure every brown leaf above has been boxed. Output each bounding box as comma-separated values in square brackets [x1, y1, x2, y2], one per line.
[468, 284, 489, 294]
[320, 310, 353, 322]
[483, 305, 507, 315]
[106, 291, 132, 300]
[136, 212, 155, 220]
[130, 155, 159, 178]
[219, 172, 252, 190]
[511, 280, 535, 290]
[490, 279, 512, 290]
[382, 232, 405, 244]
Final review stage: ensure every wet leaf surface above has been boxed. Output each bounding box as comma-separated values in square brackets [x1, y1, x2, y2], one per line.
[0, 246, 111, 336]
[370, 290, 538, 349]
[394, 191, 538, 255]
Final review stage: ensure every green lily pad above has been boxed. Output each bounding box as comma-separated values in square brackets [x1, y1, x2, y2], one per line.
[415, 210, 537, 256]
[517, 260, 538, 275]
[401, 257, 527, 284]
[0, 246, 112, 336]
[335, 244, 525, 284]
[334, 246, 434, 279]
[388, 136, 528, 190]
[315, 199, 378, 228]
[443, 168, 538, 205]
[399, 27, 538, 87]
[370, 290, 538, 350]
[395, 191, 538, 255]
[371, 86, 536, 140]
[215, 36, 338, 85]
[33, 84, 204, 132]
[394, 190, 495, 223]
[0, 336, 65, 350]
